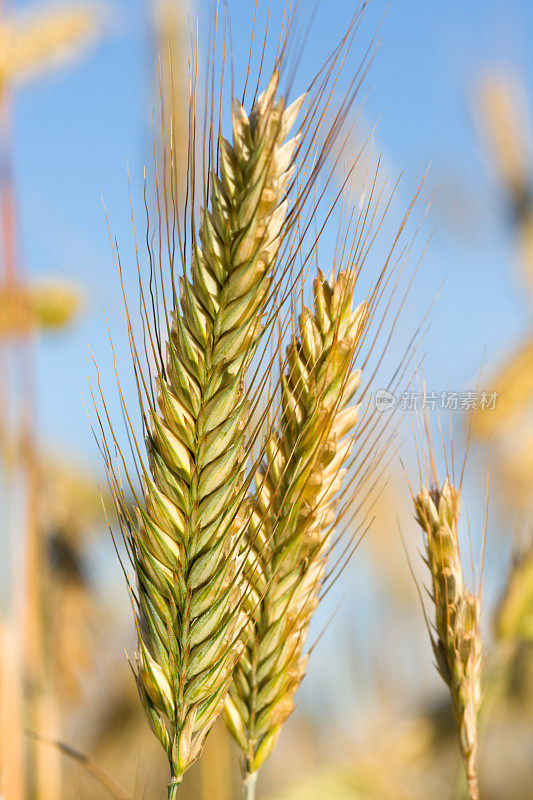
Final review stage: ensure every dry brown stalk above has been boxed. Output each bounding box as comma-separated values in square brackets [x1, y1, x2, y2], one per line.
[26, 731, 133, 800]
[153, 0, 191, 211]
[0, 619, 25, 800]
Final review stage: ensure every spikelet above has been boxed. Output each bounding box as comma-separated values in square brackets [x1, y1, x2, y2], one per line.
[414, 481, 482, 800]
[224, 269, 365, 780]
[127, 73, 304, 797]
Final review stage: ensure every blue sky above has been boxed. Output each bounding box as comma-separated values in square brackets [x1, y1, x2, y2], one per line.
[10, 0, 533, 466]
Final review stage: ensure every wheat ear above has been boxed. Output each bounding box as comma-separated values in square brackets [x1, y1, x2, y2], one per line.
[495, 540, 533, 643]
[118, 73, 304, 797]
[414, 481, 482, 800]
[224, 268, 365, 786]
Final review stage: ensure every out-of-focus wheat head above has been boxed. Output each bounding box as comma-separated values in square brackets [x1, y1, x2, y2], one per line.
[471, 74, 533, 442]
[476, 75, 530, 211]
[469, 338, 533, 440]
[0, 282, 82, 336]
[0, 2, 106, 100]
[224, 269, 366, 784]
[38, 458, 111, 700]
[491, 419, 533, 516]
[495, 540, 533, 643]
[267, 716, 439, 800]
[414, 480, 482, 800]
[154, 0, 191, 208]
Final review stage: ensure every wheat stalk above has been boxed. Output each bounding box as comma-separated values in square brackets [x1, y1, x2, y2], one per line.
[224, 267, 366, 791]
[414, 480, 483, 800]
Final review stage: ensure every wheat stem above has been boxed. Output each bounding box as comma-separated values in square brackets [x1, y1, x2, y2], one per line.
[467, 772, 479, 800]
[242, 772, 257, 800]
[167, 776, 182, 800]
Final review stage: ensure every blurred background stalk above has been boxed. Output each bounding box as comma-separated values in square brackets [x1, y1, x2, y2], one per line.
[0, 3, 106, 798]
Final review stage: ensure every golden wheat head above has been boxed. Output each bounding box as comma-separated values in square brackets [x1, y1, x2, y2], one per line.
[223, 262, 374, 785]
[414, 480, 482, 800]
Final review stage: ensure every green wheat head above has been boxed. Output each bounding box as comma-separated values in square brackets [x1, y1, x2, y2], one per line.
[132, 73, 306, 793]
